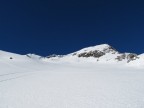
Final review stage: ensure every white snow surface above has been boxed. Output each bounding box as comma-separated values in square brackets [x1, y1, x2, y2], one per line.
[0, 44, 144, 108]
[73, 44, 112, 53]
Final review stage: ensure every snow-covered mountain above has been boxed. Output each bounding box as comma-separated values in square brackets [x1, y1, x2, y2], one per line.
[0, 44, 144, 67]
[1, 44, 144, 108]
[45, 44, 144, 67]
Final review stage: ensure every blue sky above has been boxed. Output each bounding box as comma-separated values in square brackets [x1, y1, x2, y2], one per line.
[0, 0, 144, 56]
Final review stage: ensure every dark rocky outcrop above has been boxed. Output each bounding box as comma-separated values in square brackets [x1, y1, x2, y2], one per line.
[116, 53, 139, 62]
[78, 51, 105, 58]
[115, 54, 126, 61]
[127, 53, 139, 62]
[103, 46, 117, 54]
[10, 57, 13, 59]
[47, 54, 64, 58]
[45, 44, 140, 63]
[77, 45, 117, 58]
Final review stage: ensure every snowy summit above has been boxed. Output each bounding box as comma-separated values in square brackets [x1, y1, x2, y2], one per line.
[46, 44, 143, 67]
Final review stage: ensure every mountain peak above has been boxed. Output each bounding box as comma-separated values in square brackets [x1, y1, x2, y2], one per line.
[70, 44, 118, 58]
[76, 44, 116, 53]
[0, 44, 143, 67]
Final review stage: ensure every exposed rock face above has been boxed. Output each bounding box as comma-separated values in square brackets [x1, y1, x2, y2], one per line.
[115, 54, 126, 61]
[103, 46, 117, 54]
[46, 54, 63, 58]
[10, 57, 13, 59]
[26, 54, 32, 58]
[46, 44, 140, 63]
[47, 54, 58, 58]
[77, 44, 117, 58]
[78, 51, 105, 58]
[127, 53, 139, 62]
[116, 53, 139, 62]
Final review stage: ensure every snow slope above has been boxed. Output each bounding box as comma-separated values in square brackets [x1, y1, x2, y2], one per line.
[0, 44, 144, 108]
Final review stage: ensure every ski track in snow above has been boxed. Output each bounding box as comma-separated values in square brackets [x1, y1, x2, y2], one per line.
[0, 71, 37, 83]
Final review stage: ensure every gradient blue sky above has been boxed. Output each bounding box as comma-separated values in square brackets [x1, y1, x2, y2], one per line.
[0, 0, 144, 56]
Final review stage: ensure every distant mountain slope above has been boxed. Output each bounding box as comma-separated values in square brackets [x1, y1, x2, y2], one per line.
[0, 44, 144, 67]
[46, 44, 143, 66]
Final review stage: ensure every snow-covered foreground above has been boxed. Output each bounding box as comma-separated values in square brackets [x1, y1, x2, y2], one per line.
[0, 60, 144, 108]
[1, 44, 144, 108]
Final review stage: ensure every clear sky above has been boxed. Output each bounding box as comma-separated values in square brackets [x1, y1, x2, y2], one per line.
[0, 0, 144, 56]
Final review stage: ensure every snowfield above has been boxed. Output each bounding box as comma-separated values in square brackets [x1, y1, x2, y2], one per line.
[0, 44, 144, 108]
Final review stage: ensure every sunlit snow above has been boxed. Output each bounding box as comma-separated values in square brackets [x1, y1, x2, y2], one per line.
[0, 44, 144, 108]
